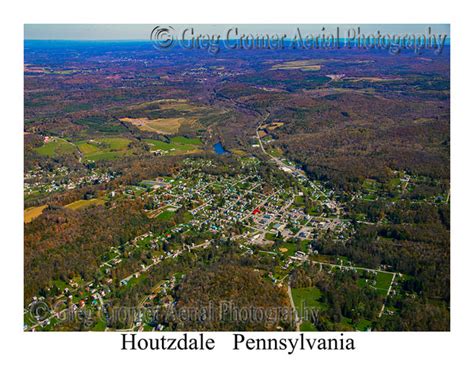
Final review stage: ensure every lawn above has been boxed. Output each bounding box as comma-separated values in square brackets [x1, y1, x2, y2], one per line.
[291, 287, 324, 321]
[356, 270, 394, 296]
[294, 196, 305, 206]
[374, 272, 394, 295]
[156, 210, 175, 220]
[265, 233, 277, 241]
[278, 240, 310, 256]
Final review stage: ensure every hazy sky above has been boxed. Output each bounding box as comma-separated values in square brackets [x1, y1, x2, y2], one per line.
[25, 24, 450, 40]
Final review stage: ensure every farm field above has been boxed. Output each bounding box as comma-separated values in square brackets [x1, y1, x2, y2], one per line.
[120, 117, 191, 134]
[271, 60, 322, 71]
[24, 205, 47, 223]
[119, 98, 224, 134]
[75, 137, 132, 161]
[64, 198, 105, 210]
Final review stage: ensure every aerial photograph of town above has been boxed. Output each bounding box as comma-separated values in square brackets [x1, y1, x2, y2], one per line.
[24, 25, 450, 332]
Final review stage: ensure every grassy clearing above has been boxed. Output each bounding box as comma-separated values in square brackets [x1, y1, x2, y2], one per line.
[121, 99, 222, 134]
[75, 137, 132, 161]
[265, 122, 284, 131]
[278, 240, 310, 256]
[291, 287, 323, 312]
[271, 60, 322, 71]
[24, 205, 47, 223]
[121, 117, 192, 134]
[35, 138, 77, 157]
[291, 287, 324, 331]
[265, 233, 277, 241]
[64, 198, 105, 210]
[156, 210, 175, 220]
[345, 76, 402, 83]
[129, 99, 197, 111]
[374, 272, 394, 295]
[356, 269, 393, 296]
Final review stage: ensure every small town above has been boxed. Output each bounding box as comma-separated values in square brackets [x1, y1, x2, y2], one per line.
[24, 153, 407, 332]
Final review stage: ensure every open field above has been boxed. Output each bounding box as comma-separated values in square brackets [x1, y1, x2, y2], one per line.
[34, 138, 77, 157]
[271, 60, 322, 71]
[156, 210, 175, 220]
[119, 98, 229, 135]
[75, 137, 132, 161]
[374, 272, 394, 295]
[120, 117, 190, 134]
[356, 270, 394, 295]
[344, 76, 403, 83]
[291, 287, 323, 311]
[291, 287, 324, 331]
[24, 205, 47, 223]
[64, 198, 105, 210]
[128, 99, 200, 112]
[265, 122, 284, 131]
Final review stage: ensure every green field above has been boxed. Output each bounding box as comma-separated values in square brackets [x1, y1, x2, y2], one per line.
[76, 137, 132, 161]
[374, 272, 394, 295]
[357, 270, 394, 296]
[156, 210, 175, 220]
[292, 287, 323, 312]
[35, 138, 77, 157]
[291, 287, 324, 331]
[278, 240, 310, 256]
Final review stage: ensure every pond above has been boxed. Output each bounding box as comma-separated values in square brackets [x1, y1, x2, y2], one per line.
[213, 142, 228, 155]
